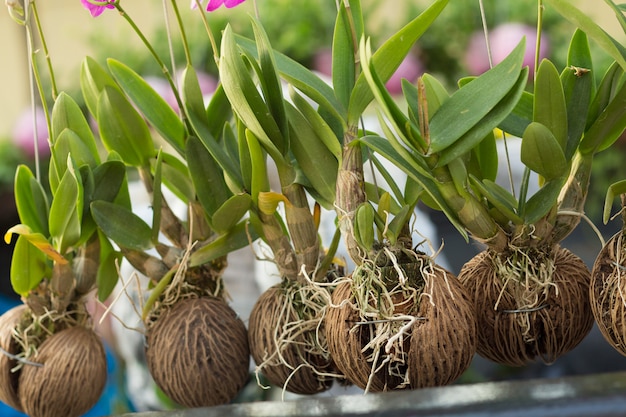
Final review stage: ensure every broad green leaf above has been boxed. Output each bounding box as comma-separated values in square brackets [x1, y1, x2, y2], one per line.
[96, 230, 122, 301]
[359, 39, 426, 154]
[534, 59, 568, 151]
[579, 78, 626, 154]
[206, 84, 233, 140]
[523, 176, 567, 223]
[429, 40, 525, 154]
[348, 0, 449, 125]
[246, 130, 270, 203]
[333, 1, 357, 109]
[212, 194, 252, 233]
[80, 56, 120, 118]
[561, 29, 593, 159]
[49, 163, 82, 253]
[188, 220, 258, 266]
[545, 0, 626, 70]
[354, 202, 375, 251]
[220, 26, 285, 163]
[437, 68, 528, 167]
[91, 200, 153, 251]
[420, 73, 450, 118]
[159, 156, 195, 205]
[521, 122, 568, 180]
[91, 160, 126, 204]
[51, 93, 99, 160]
[10, 235, 49, 296]
[14, 165, 48, 236]
[286, 104, 338, 208]
[289, 87, 342, 159]
[108, 59, 186, 155]
[251, 17, 289, 147]
[386, 205, 413, 245]
[97, 86, 155, 167]
[52, 129, 99, 184]
[469, 131, 498, 182]
[186, 136, 231, 219]
[181, 67, 243, 189]
[234, 34, 346, 127]
[469, 177, 523, 225]
[237, 121, 253, 194]
[586, 62, 623, 128]
[499, 91, 533, 137]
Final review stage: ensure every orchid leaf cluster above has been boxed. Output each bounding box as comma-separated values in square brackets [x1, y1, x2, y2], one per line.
[357, 0, 626, 253]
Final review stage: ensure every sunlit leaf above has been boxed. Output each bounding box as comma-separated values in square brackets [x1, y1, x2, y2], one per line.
[521, 122, 568, 180]
[14, 165, 48, 236]
[10, 235, 50, 297]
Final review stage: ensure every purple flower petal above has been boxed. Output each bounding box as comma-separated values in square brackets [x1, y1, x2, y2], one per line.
[81, 0, 115, 17]
[205, 0, 245, 11]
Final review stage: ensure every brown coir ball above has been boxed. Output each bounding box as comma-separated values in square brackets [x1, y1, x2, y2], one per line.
[0, 304, 28, 412]
[18, 325, 107, 417]
[145, 296, 250, 408]
[590, 232, 626, 355]
[248, 284, 333, 395]
[459, 246, 593, 366]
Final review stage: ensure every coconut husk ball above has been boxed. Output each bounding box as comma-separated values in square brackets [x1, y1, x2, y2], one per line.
[326, 258, 475, 392]
[248, 283, 334, 395]
[408, 268, 477, 388]
[0, 304, 28, 412]
[326, 279, 405, 392]
[18, 325, 107, 417]
[459, 245, 593, 366]
[590, 232, 626, 355]
[145, 296, 250, 408]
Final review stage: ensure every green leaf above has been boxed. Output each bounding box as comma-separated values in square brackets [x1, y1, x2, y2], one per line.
[157, 153, 195, 204]
[96, 230, 122, 301]
[523, 176, 567, 223]
[188, 220, 258, 266]
[97, 86, 155, 167]
[347, 0, 449, 125]
[206, 84, 233, 139]
[91, 160, 127, 204]
[386, 204, 413, 245]
[51, 93, 99, 161]
[10, 235, 49, 297]
[212, 194, 252, 233]
[52, 129, 99, 185]
[419, 73, 450, 119]
[289, 86, 342, 159]
[561, 29, 593, 159]
[186, 136, 231, 219]
[220, 26, 285, 162]
[80, 56, 120, 119]
[603, 179, 626, 223]
[534, 59, 568, 151]
[14, 165, 49, 236]
[437, 68, 528, 167]
[429, 40, 525, 154]
[521, 122, 568, 180]
[469, 177, 523, 225]
[499, 91, 533, 137]
[246, 130, 270, 203]
[332, 2, 357, 109]
[181, 67, 243, 189]
[251, 17, 289, 146]
[470, 131, 498, 182]
[49, 163, 82, 253]
[108, 59, 186, 155]
[354, 202, 375, 251]
[545, 0, 626, 70]
[286, 104, 338, 208]
[582, 80, 626, 154]
[91, 200, 154, 251]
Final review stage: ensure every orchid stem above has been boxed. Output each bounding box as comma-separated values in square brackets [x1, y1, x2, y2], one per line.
[115, 2, 186, 120]
[193, 0, 220, 67]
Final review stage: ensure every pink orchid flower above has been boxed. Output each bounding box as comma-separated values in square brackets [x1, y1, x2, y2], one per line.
[81, 0, 115, 17]
[191, 0, 246, 12]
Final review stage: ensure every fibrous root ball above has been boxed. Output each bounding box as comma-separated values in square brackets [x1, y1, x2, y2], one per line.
[145, 296, 250, 408]
[325, 255, 477, 392]
[459, 245, 593, 366]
